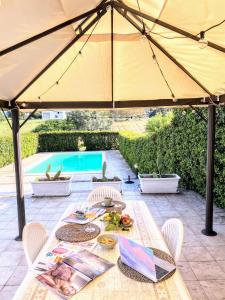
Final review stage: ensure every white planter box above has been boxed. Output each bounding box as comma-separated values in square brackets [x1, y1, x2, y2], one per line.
[138, 174, 180, 194]
[91, 180, 122, 192]
[31, 178, 72, 197]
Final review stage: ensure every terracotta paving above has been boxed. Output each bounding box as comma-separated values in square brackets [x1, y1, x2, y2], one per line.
[0, 150, 225, 299]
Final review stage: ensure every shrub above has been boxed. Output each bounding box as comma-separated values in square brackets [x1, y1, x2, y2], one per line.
[21, 133, 39, 158]
[38, 131, 79, 152]
[33, 120, 70, 132]
[119, 108, 225, 208]
[146, 111, 173, 135]
[37, 131, 119, 152]
[82, 131, 118, 150]
[119, 131, 157, 173]
[0, 136, 14, 168]
[0, 133, 38, 168]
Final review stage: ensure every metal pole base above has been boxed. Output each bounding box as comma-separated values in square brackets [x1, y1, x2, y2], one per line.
[15, 236, 22, 241]
[201, 229, 217, 236]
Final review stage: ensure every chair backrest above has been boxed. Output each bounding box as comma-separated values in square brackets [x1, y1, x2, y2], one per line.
[87, 186, 123, 205]
[161, 218, 184, 262]
[22, 222, 48, 266]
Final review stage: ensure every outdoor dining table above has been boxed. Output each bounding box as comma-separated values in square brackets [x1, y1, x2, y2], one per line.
[13, 200, 191, 300]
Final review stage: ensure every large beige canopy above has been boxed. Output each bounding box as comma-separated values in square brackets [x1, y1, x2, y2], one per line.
[0, 0, 225, 109]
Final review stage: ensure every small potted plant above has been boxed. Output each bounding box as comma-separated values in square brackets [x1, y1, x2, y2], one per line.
[138, 154, 180, 194]
[31, 164, 72, 197]
[91, 161, 122, 191]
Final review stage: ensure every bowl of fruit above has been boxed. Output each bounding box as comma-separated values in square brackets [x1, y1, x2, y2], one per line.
[97, 234, 118, 249]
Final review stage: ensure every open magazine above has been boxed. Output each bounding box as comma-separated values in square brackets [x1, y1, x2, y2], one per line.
[118, 236, 176, 283]
[62, 207, 105, 225]
[35, 245, 114, 300]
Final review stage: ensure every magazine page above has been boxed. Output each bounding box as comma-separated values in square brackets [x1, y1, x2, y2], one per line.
[36, 262, 91, 300]
[34, 241, 97, 275]
[62, 207, 105, 224]
[63, 249, 114, 280]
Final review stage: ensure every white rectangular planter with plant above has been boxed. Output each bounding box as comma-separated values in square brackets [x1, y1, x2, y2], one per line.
[91, 162, 122, 192]
[31, 165, 72, 197]
[138, 174, 180, 194]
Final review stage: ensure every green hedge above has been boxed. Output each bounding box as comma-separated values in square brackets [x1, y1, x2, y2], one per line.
[0, 133, 38, 168]
[38, 131, 119, 152]
[38, 132, 79, 152]
[81, 131, 119, 150]
[119, 108, 225, 208]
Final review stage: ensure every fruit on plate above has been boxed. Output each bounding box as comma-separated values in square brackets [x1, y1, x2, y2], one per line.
[103, 213, 112, 222]
[102, 212, 133, 231]
[121, 214, 132, 226]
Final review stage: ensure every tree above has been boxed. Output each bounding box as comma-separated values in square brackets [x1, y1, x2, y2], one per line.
[146, 112, 173, 135]
[32, 120, 69, 132]
[66, 111, 91, 130]
[66, 110, 112, 130]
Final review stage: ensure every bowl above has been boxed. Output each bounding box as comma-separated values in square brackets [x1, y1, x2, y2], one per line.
[97, 234, 118, 249]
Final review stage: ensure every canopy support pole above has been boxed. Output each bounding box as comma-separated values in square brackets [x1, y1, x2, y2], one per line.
[111, 1, 114, 106]
[11, 106, 26, 241]
[202, 104, 217, 236]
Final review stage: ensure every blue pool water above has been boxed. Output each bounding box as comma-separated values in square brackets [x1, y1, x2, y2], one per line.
[27, 152, 103, 174]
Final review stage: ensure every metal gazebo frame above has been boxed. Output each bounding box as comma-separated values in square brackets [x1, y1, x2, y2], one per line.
[1, 0, 224, 240]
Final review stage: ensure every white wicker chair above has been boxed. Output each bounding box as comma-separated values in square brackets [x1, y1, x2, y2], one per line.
[87, 186, 123, 205]
[22, 222, 48, 266]
[161, 218, 184, 262]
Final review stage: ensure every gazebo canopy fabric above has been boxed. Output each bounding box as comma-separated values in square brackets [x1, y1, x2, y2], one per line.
[0, 0, 225, 109]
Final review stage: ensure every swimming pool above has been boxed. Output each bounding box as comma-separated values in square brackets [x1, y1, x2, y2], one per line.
[27, 152, 103, 174]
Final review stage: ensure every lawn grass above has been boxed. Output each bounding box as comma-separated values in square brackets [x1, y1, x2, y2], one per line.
[0, 119, 44, 136]
[111, 119, 147, 132]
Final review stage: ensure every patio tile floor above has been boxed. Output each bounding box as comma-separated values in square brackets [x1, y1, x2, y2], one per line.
[0, 150, 225, 299]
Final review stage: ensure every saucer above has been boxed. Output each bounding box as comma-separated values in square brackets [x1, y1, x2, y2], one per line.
[101, 202, 115, 208]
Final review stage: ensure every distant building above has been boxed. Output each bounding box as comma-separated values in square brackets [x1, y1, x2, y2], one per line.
[41, 111, 67, 120]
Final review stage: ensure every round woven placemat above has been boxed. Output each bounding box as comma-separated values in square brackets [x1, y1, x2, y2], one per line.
[55, 223, 100, 242]
[92, 200, 126, 212]
[117, 247, 176, 283]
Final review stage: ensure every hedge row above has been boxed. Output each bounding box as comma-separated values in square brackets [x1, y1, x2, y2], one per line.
[0, 131, 119, 168]
[0, 133, 38, 168]
[119, 108, 225, 208]
[38, 131, 119, 152]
